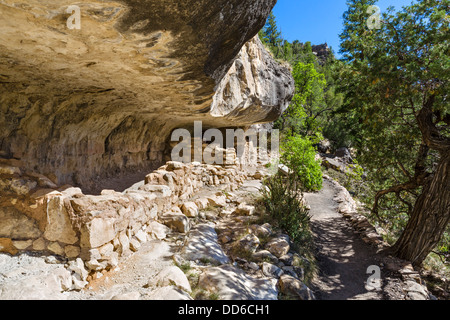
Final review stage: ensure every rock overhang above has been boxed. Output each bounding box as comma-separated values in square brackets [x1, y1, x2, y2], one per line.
[0, 0, 294, 191]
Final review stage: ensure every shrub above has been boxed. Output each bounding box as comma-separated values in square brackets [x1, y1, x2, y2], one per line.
[261, 169, 312, 246]
[281, 135, 323, 192]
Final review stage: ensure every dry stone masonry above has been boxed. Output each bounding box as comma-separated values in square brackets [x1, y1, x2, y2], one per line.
[0, 148, 252, 271]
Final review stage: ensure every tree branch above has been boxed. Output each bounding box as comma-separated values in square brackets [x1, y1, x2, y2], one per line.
[416, 95, 450, 152]
[371, 143, 431, 222]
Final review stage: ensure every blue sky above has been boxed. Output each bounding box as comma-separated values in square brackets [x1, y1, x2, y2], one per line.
[272, 0, 415, 56]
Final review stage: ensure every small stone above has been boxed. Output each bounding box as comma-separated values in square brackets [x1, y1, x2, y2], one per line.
[219, 235, 231, 244]
[135, 229, 148, 243]
[64, 245, 80, 258]
[166, 161, 184, 171]
[153, 266, 192, 293]
[147, 221, 169, 240]
[161, 210, 190, 233]
[47, 242, 64, 255]
[104, 251, 119, 268]
[11, 240, 32, 250]
[266, 235, 290, 258]
[234, 203, 256, 216]
[262, 262, 284, 278]
[205, 212, 217, 221]
[281, 266, 298, 279]
[88, 248, 102, 260]
[32, 237, 46, 251]
[146, 286, 193, 300]
[98, 243, 114, 258]
[129, 238, 141, 252]
[219, 209, 233, 217]
[238, 234, 260, 253]
[279, 253, 294, 266]
[252, 223, 272, 237]
[207, 195, 227, 208]
[45, 255, 60, 264]
[67, 258, 89, 281]
[248, 262, 260, 271]
[71, 273, 88, 291]
[85, 259, 106, 271]
[181, 202, 199, 218]
[194, 198, 209, 210]
[252, 250, 279, 264]
[405, 280, 429, 300]
[278, 274, 315, 300]
[111, 291, 141, 300]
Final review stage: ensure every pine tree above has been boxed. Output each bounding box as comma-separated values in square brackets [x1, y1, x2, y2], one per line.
[259, 11, 282, 48]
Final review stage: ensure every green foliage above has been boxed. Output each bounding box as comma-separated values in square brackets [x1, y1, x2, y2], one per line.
[259, 12, 282, 48]
[260, 12, 348, 145]
[275, 61, 329, 137]
[343, 161, 364, 191]
[261, 170, 313, 247]
[338, 0, 449, 215]
[281, 135, 323, 192]
[261, 160, 318, 283]
[338, 0, 450, 264]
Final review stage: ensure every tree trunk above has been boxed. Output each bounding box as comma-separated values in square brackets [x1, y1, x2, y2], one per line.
[390, 151, 450, 266]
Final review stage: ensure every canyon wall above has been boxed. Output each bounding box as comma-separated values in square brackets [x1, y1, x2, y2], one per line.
[0, 0, 293, 193]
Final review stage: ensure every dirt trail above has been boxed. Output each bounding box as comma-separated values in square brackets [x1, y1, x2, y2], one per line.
[305, 179, 385, 300]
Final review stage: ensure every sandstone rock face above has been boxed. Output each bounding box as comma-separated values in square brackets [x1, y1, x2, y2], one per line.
[0, 0, 293, 193]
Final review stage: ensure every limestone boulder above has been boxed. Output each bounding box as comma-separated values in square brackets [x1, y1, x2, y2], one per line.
[234, 203, 256, 216]
[181, 202, 199, 218]
[198, 265, 278, 300]
[278, 274, 315, 300]
[0, 207, 41, 240]
[161, 208, 190, 234]
[80, 218, 116, 248]
[181, 223, 229, 265]
[153, 266, 192, 293]
[266, 235, 290, 258]
[146, 286, 193, 301]
[238, 234, 260, 253]
[43, 195, 78, 245]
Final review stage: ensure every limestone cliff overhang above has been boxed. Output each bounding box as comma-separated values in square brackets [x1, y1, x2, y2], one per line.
[0, 0, 294, 191]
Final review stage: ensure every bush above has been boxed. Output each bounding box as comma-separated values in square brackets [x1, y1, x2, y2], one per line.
[281, 135, 323, 192]
[261, 169, 313, 252]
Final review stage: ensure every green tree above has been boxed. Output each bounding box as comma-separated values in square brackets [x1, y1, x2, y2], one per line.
[276, 62, 327, 136]
[339, 0, 450, 266]
[259, 11, 282, 48]
[281, 135, 323, 191]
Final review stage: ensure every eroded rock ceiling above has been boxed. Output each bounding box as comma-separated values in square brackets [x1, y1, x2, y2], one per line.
[0, 0, 294, 193]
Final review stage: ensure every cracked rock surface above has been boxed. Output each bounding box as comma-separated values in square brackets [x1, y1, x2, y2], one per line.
[0, 0, 294, 193]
